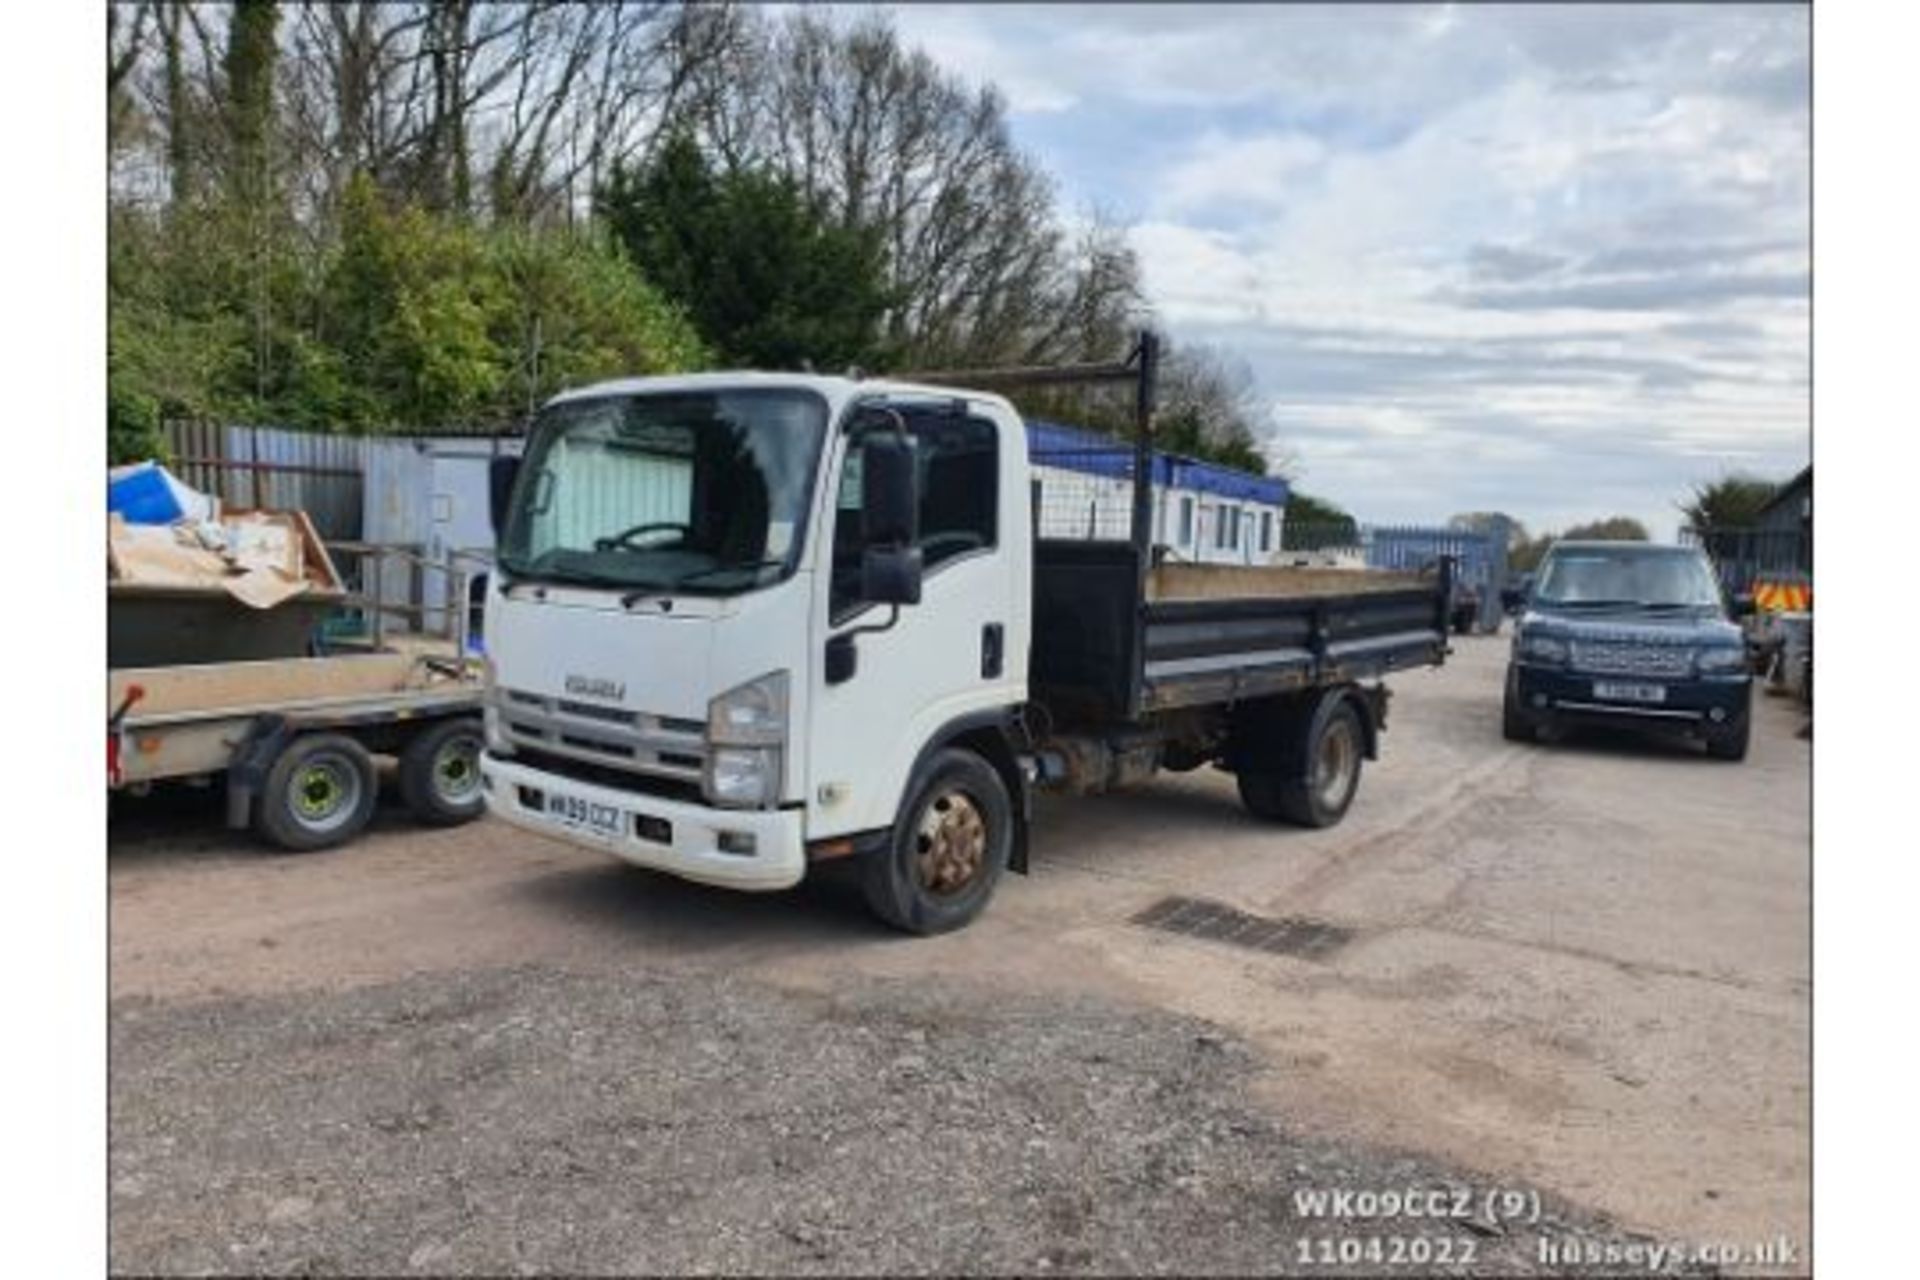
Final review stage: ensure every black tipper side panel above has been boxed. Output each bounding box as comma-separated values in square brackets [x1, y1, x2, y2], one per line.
[1031, 539, 1140, 722]
[1032, 540, 1451, 724]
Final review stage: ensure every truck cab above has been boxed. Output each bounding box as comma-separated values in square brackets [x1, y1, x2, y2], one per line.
[481, 375, 1032, 921]
[1503, 541, 1753, 760]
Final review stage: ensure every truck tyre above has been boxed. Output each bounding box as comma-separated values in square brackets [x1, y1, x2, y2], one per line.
[861, 748, 1012, 935]
[1237, 700, 1364, 828]
[397, 717, 486, 825]
[254, 733, 378, 852]
[1706, 717, 1750, 762]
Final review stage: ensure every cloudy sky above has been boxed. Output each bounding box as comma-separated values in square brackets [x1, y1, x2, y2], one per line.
[886, 3, 1810, 538]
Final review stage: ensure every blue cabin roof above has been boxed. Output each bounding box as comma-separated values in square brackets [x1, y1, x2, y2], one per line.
[1024, 419, 1288, 507]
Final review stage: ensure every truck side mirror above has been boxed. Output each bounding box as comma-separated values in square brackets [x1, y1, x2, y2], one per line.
[488, 456, 521, 537]
[861, 544, 923, 607]
[860, 434, 918, 547]
[1500, 587, 1523, 612]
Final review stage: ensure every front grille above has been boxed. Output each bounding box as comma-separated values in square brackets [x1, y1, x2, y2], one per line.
[509, 745, 704, 805]
[1570, 641, 1693, 678]
[498, 686, 707, 788]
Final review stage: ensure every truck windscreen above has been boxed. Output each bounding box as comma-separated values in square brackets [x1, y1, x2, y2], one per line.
[498, 389, 827, 594]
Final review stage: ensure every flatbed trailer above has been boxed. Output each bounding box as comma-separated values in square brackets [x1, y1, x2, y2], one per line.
[109, 645, 486, 851]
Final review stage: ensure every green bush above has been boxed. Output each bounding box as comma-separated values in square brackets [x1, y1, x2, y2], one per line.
[107, 382, 165, 465]
[107, 178, 708, 440]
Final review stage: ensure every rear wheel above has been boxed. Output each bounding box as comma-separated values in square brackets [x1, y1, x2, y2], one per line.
[254, 733, 378, 852]
[398, 717, 486, 825]
[861, 749, 1011, 935]
[1238, 700, 1364, 828]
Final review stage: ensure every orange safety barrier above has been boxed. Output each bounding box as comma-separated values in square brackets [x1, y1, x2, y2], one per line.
[1751, 580, 1812, 612]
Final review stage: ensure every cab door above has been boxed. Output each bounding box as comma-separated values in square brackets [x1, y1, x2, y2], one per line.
[805, 403, 1027, 840]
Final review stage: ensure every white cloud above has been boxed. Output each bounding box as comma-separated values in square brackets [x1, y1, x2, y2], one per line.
[1157, 133, 1326, 218]
[885, 3, 1809, 537]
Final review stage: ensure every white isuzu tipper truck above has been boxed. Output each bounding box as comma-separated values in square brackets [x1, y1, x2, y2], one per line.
[480, 335, 1450, 933]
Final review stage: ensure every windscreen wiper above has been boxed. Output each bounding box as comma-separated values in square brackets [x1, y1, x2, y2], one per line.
[668, 558, 787, 588]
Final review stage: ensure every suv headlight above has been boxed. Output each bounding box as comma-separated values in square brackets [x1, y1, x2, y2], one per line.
[1696, 646, 1748, 676]
[705, 671, 789, 807]
[1518, 632, 1569, 665]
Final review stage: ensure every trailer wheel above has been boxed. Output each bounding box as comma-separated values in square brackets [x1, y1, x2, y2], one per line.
[861, 748, 1011, 935]
[1238, 700, 1364, 828]
[398, 717, 486, 825]
[254, 733, 378, 852]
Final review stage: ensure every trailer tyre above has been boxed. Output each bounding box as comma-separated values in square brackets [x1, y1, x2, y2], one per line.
[398, 718, 486, 825]
[1238, 700, 1365, 828]
[254, 733, 378, 852]
[861, 748, 1012, 935]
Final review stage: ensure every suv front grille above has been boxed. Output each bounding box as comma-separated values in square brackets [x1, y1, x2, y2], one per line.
[498, 687, 707, 787]
[1570, 641, 1693, 678]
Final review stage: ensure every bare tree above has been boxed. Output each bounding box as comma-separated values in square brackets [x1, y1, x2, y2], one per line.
[684, 9, 1141, 369]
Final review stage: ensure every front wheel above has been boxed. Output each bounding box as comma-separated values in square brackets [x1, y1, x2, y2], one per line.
[1705, 716, 1750, 762]
[1502, 686, 1535, 743]
[1238, 700, 1364, 828]
[861, 749, 1012, 935]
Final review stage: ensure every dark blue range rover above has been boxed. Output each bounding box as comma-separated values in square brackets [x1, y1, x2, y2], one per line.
[1503, 541, 1753, 760]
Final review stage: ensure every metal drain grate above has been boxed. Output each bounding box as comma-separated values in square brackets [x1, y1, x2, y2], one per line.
[1130, 895, 1354, 961]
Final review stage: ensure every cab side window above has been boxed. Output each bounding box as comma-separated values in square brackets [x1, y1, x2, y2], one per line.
[832, 411, 998, 618]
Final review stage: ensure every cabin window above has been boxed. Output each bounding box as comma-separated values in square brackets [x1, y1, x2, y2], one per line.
[1217, 504, 1239, 549]
[1178, 495, 1194, 545]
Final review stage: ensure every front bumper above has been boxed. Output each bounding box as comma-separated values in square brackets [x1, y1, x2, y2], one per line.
[1511, 664, 1751, 734]
[482, 753, 806, 891]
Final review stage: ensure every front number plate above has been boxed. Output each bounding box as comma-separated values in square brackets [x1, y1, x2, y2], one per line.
[1593, 681, 1667, 704]
[546, 791, 625, 839]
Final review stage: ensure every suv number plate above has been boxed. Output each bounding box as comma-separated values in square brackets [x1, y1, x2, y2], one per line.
[1593, 681, 1666, 704]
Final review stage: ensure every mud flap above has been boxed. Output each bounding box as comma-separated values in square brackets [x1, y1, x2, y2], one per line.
[224, 714, 292, 830]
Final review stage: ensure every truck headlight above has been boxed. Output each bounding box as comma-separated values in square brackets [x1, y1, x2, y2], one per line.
[707, 746, 780, 808]
[1518, 632, 1569, 665]
[1696, 646, 1748, 675]
[705, 671, 789, 807]
[707, 671, 789, 746]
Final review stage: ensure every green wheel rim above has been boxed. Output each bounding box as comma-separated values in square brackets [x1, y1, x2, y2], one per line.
[432, 734, 481, 803]
[288, 751, 363, 834]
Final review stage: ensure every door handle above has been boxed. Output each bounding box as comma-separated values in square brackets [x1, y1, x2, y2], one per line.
[981, 622, 1004, 679]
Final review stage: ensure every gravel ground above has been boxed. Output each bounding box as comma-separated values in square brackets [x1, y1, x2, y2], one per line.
[112, 964, 1671, 1276]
